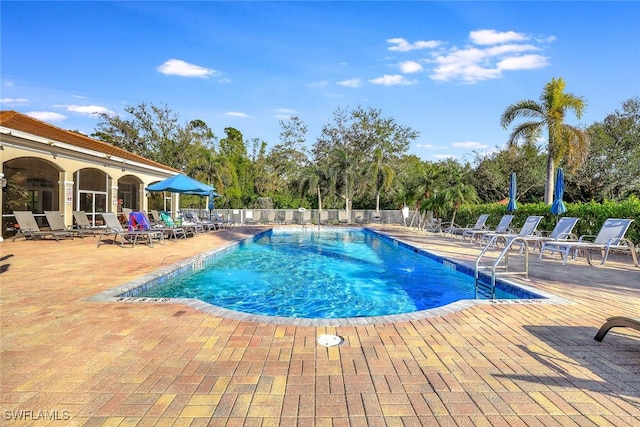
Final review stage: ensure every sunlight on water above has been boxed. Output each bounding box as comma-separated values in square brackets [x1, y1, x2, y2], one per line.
[139, 229, 521, 318]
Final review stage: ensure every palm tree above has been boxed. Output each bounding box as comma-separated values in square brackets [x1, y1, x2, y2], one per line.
[501, 77, 588, 204]
[439, 182, 478, 228]
[298, 162, 327, 211]
[370, 148, 395, 212]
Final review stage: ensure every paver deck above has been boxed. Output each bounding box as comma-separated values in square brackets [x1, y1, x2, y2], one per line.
[1, 224, 639, 426]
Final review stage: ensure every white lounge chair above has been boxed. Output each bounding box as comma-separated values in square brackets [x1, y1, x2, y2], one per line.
[479, 215, 544, 248]
[445, 214, 489, 237]
[463, 215, 514, 243]
[12, 211, 74, 241]
[212, 212, 233, 228]
[516, 217, 579, 252]
[539, 218, 638, 266]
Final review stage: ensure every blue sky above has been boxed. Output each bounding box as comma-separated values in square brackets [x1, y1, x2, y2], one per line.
[2, 1, 639, 163]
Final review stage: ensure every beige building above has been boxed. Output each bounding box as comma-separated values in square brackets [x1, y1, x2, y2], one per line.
[0, 110, 181, 241]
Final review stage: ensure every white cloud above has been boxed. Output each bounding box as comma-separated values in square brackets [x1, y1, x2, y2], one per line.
[224, 111, 248, 118]
[498, 54, 549, 70]
[0, 97, 28, 104]
[384, 29, 553, 84]
[399, 61, 423, 74]
[452, 141, 488, 149]
[430, 49, 502, 83]
[387, 37, 440, 52]
[64, 105, 115, 116]
[485, 44, 539, 56]
[273, 108, 296, 119]
[427, 30, 551, 83]
[26, 111, 67, 122]
[218, 78, 232, 84]
[470, 30, 528, 45]
[157, 59, 217, 78]
[4, 82, 14, 87]
[369, 74, 416, 86]
[337, 78, 362, 88]
[415, 143, 438, 149]
[433, 153, 458, 160]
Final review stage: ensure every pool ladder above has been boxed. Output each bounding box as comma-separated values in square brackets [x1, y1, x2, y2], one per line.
[474, 236, 530, 299]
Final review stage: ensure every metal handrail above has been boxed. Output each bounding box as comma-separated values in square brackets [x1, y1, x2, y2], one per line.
[475, 235, 530, 299]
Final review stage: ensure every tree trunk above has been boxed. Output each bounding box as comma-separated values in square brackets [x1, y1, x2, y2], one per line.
[317, 185, 323, 211]
[545, 154, 555, 205]
[449, 209, 457, 228]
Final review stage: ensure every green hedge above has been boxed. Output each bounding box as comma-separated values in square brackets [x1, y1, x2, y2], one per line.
[452, 196, 640, 244]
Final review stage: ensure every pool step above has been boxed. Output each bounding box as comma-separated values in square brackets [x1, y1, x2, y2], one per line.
[475, 236, 531, 299]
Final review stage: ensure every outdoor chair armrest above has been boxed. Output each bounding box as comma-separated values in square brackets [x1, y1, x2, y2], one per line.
[553, 232, 576, 239]
[578, 234, 597, 242]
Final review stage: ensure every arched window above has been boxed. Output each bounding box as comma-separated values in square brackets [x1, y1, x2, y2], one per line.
[2, 157, 61, 233]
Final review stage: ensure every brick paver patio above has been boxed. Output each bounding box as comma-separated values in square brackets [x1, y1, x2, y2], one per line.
[1, 225, 639, 426]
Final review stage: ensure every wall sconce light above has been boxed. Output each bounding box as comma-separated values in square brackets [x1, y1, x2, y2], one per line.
[0, 174, 7, 188]
[52, 152, 57, 159]
[121, 161, 127, 172]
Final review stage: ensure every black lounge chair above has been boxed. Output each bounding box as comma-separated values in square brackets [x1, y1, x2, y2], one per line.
[594, 316, 640, 342]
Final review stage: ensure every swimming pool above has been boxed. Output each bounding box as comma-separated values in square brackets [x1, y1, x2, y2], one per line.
[132, 228, 544, 319]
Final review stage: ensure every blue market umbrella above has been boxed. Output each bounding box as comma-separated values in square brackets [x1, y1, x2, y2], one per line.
[550, 168, 567, 215]
[208, 190, 215, 211]
[506, 172, 517, 212]
[146, 173, 217, 195]
[208, 190, 216, 219]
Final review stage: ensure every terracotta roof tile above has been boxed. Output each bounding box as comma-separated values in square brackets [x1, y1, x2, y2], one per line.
[0, 110, 179, 173]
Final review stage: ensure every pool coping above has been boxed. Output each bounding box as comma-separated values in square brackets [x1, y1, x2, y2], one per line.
[86, 227, 570, 326]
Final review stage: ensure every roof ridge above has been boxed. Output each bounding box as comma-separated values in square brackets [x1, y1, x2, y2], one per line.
[0, 110, 179, 173]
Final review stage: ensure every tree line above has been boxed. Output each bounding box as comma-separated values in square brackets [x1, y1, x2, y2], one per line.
[91, 80, 640, 221]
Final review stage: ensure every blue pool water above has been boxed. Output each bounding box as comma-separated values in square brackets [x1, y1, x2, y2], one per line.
[136, 228, 540, 318]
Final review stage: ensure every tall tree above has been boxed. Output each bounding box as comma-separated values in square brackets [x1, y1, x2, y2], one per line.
[313, 106, 417, 219]
[217, 127, 253, 207]
[574, 97, 640, 201]
[501, 77, 588, 204]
